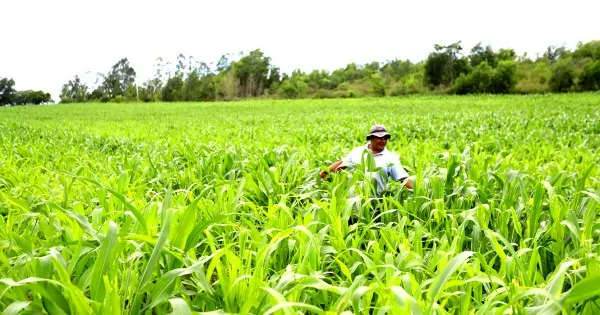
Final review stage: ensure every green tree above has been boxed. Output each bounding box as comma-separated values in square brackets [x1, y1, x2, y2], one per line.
[306, 70, 331, 90]
[198, 75, 217, 101]
[181, 70, 201, 101]
[573, 40, 600, 60]
[266, 66, 281, 92]
[549, 58, 575, 92]
[59, 76, 89, 103]
[470, 43, 497, 67]
[497, 48, 517, 62]
[175, 53, 187, 78]
[0, 77, 16, 105]
[161, 75, 184, 101]
[543, 45, 571, 63]
[381, 59, 414, 81]
[369, 73, 386, 96]
[216, 54, 230, 73]
[137, 80, 158, 102]
[578, 60, 600, 91]
[102, 58, 137, 98]
[453, 61, 492, 94]
[490, 60, 518, 93]
[232, 49, 271, 97]
[424, 42, 469, 88]
[278, 70, 308, 98]
[14, 90, 52, 105]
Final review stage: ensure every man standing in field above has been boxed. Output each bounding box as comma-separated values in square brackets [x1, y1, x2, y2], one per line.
[320, 124, 413, 194]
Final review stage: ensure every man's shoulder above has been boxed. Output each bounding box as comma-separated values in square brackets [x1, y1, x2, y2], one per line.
[346, 145, 368, 155]
[351, 145, 368, 152]
[342, 145, 368, 163]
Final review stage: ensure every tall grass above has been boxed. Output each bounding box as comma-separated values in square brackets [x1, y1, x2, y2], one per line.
[0, 93, 599, 314]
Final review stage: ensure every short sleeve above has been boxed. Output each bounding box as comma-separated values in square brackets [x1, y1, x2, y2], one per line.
[341, 147, 359, 165]
[389, 155, 409, 181]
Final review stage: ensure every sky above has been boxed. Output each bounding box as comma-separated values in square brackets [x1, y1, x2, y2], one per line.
[2, 0, 599, 101]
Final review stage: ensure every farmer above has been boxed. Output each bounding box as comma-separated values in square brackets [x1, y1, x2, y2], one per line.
[320, 124, 413, 193]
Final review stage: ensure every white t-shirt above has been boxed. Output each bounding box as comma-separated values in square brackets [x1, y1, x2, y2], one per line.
[341, 144, 409, 193]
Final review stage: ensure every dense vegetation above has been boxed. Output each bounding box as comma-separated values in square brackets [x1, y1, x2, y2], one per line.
[53, 40, 600, 103]
[1, 94, 599, 314]
[2, 40, 599, 106]
[0, 78, 52, 106]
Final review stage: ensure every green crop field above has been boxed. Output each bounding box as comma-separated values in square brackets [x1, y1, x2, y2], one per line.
[1, 94, 599, 314]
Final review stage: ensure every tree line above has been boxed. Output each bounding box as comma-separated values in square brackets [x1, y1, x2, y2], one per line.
[1, 40, 599, 106]
[0, 78, 52, 106]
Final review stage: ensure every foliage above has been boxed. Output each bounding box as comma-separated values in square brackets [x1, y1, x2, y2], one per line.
[424, 42, 469, 88]
[453, 61, 518, 94]
[102, 58, 137, 99]
[1, 77, 52, 106]
[549, 58, 576, 92]
[13, 90, 52, 105]
[578, 60, 600, 91]
[54, 40, 600, 104]
[1, 94, 599, 314]
[0, 77, 17, 105]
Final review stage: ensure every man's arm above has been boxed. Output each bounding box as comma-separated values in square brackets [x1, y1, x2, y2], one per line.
[389, 155, 413, 190]
[401, 177, 413, 190]
[320, 160, 346, 179]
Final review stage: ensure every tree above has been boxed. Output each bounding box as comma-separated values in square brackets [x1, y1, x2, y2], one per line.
[59, 75, 89, 103]
[381, 59, 414, 81]
[0, 77, 16, 105]
[469, 43, 497, 67]
[149, 57, 165, 97]
[490, 60, 518, 93]
[267, 66, 282, 92]
[137, 80, 158, 102]
[278, 70, 308, 98]
[216, 54, 230, 73]
[175, 53, 187, 78]
[578, 60, 600, 91]
[453, 62, 493, 94]
[543, 45, 571, 63]
[306, 70, 331, 90]
[369, 73, 386, 96]
[181, 70, 201, 101]
[549, 58, 575, 92]
[102, 58, 136, 99]
[453, 60, 517, 94]
[161, 75, 184, 101]
[573, 40, 600, 60]
[497, 48, 517, 62]
[232, 49, 271, 97]
[14, 90, 52, 105]
[424, 42, 468, 88]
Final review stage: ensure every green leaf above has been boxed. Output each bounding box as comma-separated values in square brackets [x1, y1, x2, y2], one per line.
[391, 286, 422, 315]
[168, 298, 192, 315]
[55, 170, 148, 234]
[90, 220, 118, 302]
[426, 251, 474, 304]
[564, 275, 600, 306]
[2, 301, 31, 315]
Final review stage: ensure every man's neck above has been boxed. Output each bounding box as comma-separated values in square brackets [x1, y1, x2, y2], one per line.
[367, 143, 384, 155]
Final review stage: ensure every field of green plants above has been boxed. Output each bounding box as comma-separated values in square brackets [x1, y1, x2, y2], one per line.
[1, 94, 599, 314]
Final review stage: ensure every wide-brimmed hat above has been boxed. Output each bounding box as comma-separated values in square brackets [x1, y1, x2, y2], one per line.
[366, 124, 391, 140]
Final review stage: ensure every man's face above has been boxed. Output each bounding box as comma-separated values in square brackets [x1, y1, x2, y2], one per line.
[370, 136, 388, 152]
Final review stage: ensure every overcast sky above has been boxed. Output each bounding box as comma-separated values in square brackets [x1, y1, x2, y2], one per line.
[2, 0, 598, 101]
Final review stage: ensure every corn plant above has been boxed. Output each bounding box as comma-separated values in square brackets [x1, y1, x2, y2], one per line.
[0, 93, 599, 314]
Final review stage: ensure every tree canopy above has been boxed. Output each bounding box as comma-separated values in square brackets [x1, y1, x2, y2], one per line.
[4, 40, 600, 106]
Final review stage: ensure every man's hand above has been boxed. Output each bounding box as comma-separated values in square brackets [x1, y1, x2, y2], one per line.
[402, 178, 413, 190]
[320, 160, 344, 180]
[320, 170, 328, 179]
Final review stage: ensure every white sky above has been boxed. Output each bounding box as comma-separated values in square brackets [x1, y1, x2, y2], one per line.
[1, 0, 598, 101]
